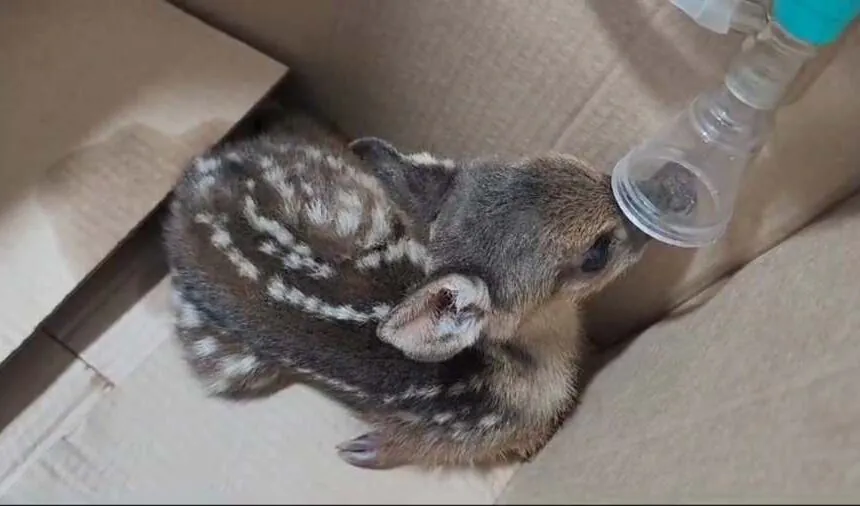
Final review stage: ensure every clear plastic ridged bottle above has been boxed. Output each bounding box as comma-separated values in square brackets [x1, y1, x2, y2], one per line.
[611, 0, 859, 248]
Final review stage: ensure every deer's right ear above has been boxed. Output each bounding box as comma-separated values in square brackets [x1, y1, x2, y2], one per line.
[349, 137, 458, 229]
[377, 274, 491, 362]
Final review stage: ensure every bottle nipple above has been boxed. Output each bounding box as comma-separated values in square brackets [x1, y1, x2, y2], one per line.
[635, 161, 699, 217]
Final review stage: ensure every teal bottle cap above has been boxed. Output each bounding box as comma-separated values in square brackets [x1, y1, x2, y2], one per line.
[773, 0, 860, 46]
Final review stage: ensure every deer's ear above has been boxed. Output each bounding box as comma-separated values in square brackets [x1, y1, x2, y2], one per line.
[349, 137, 457, 229]
[377, 274, 491, 362]
[348, 137, 404, 167]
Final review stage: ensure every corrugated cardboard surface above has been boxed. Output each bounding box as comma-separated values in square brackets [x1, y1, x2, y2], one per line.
[0, 215, 179, 499]
[499, 192, 860, 504]
[0, 0, 285, 363]
[0, 332, 109, 494]
[172, 0, 860, 346]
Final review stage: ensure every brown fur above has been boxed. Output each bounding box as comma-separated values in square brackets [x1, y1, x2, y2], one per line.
[163, 115, 654, 470]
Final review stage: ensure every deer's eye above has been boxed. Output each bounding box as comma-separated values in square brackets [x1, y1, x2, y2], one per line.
[581, 234, 612, 273]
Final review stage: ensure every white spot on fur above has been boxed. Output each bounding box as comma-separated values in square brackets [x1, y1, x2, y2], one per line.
[305, 199, 330, 225]
[397, 385, 419, 400]
[259, 241, 279, 256]
[406, 152, 456, 170]
[300, 181, 315, 197]
[195, 174, 216, 195]
[244, 198, 331, 275]
[361, 204, 391, 248]
[354, 238, 429, 272]
[451, 422, 470, 441]
[283, 251, 335, 279]
[245, 179, 256, 191]
[193, 156, 220, 174]
[192, 337, 219, 358]
[337, 382, 361, 394]
[177, 300, 202, 329]
[280, 252, 301, 268]
[243, 196, 297, 247]
[196, 214, 260, 281]
[405, 152, 437, 165]
[478, 414, 501, 429]
[334, 190, 363, 237]
[211, 229, 231, 248]
[256, 238, 333, 279]
[324, 154, 341, 168]
[372, 304, 391, 319]
[171, 290, 201, 329]
[225, 152, 242, 163]
[416, 385, 442, 399]
[262, 167, 299, 216]
[258, 155, 275, 170]
[433, 412, 454, 424]
[194, 212, 214, 225]
[294, 244, 312, 257]
[292, 366, 366, 397]
[385, 238, 429, 269]
[302, 147, 322, 161]
[355, 251, 382, 270]
[335, 209, 361, 237]
[221, 355, 259, 377]
[228, 251, 260, 280]
[395, 384, 442, 402]
[315, 374, 359, 393]
[266, 277, 381, 323]
[207, 378, 231, 394]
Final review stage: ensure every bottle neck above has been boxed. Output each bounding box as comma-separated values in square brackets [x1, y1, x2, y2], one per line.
[724, 20, 817, 110]
[729, 0, 770, 34]
[691, 85, 774, 153]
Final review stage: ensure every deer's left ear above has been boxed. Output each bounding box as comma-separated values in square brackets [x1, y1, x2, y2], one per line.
[377, 274, 491, 362]
[348, 137, 403, 167]
[349, 137, 458, 229]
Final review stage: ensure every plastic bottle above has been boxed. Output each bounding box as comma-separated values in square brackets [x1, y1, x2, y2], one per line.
[670, 0, 769, 34]
[611, 0, 860, 248]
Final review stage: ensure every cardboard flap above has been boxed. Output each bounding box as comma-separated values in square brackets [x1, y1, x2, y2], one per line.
[0, 0, 285, 361]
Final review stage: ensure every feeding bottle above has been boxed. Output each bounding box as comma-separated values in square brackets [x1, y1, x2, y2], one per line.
[611, 0, 860, 248]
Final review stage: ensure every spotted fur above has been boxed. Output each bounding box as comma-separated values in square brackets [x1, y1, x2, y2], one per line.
[163, 117, 653, 470]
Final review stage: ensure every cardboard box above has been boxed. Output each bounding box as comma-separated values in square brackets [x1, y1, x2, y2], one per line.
[2, 0, 859, 502]
[0, 0, 284, 497]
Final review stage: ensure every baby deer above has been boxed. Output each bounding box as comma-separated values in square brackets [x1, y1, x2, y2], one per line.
[164, 123, 652, 469]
